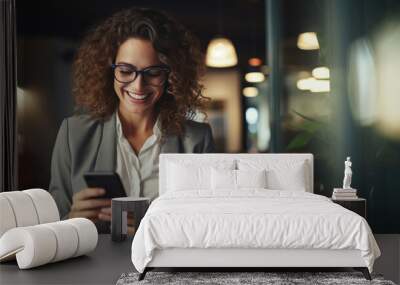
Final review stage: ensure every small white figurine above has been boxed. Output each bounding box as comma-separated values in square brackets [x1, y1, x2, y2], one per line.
[343, 157, 353, 189]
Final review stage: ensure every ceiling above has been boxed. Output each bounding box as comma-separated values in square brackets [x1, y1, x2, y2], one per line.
[17, 0, 327, 68]
[17, 0, 266, 66]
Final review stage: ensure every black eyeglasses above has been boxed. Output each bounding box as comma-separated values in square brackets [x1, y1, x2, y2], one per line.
[111, 63, 171, 86]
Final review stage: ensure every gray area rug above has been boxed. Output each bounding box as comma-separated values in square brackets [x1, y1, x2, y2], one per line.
[117, 271, 396, 285]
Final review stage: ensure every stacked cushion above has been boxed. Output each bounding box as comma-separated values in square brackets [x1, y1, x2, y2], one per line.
[0, 218, 97, 269]
[0, 189, 59, 237]
[0, 189, 98, 269]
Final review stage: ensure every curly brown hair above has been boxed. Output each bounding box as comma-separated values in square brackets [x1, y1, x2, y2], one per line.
[72, 7, 208, 136]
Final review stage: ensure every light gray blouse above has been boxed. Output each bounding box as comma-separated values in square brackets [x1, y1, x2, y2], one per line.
[115, 113, 161, 200]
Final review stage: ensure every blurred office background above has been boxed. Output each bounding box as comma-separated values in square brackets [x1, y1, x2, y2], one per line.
[16, 0, 400, 234]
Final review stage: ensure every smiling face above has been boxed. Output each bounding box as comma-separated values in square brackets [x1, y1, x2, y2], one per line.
[113, 38, 165, 117]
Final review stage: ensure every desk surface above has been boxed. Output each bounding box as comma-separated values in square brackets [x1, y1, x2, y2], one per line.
[0, 234, 134, 285]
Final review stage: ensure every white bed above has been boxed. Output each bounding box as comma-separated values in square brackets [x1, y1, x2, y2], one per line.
[131, 154, 380, 280]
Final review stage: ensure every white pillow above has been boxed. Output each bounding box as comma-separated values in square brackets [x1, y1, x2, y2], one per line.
[237, 169, 267, 188]
[167, 163, 210, 191]
[167, 160, 235, 191]
[211, 168, 267, 190]
[266, 167, 306, 191]
[211, 168, 236, 190]
[237, 159, 308, 191]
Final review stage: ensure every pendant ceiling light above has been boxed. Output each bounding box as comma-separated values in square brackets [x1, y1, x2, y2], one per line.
[243, 5, 266, 82]
[206, 37, 238, 68]
[297, 32, 320, 50]
[312, 66, 330, 79]
[248, 57, 262, 67]
[243, 87, 259, 97]
[296, 77, 330, 93]
[245, 71, 265, 83]
[206, 0, 238, 68]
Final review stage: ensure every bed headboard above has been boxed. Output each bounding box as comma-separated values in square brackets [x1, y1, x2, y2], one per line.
[159, 153, 314, 195]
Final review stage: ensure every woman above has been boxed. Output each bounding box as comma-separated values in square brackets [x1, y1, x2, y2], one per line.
[49, 8, 215, 232]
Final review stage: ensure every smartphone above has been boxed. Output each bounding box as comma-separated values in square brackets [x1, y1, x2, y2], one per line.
[83, 172, 126, 198]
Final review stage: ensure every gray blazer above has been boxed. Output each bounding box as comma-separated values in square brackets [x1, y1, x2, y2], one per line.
[49, 112, 215, 220]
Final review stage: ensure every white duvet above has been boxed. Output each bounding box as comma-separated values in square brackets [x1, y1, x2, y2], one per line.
[131, 190, 380, 273]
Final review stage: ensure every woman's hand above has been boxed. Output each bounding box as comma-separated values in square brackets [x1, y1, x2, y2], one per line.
[68, 188, 111, 221]
[99, 208, 136, 236]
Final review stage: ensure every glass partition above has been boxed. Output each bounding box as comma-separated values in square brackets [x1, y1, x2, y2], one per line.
[267, 0, 400, 233]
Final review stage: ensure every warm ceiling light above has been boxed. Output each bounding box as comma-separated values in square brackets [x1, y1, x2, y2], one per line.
[245, 72, 265, 83]
[310, 80, 330, 92]
[297, 32, 320, 50]
[312, 67, 330, 79]
[297, 77, 316, 90]
[243, 87, 259, 97]
[296, 77, 330, 92]
[248, 57, 262, 67]
[206, 37, 238, 68]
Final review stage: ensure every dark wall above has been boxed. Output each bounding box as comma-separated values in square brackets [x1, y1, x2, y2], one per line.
[17, 38, 75, 189]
